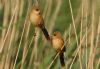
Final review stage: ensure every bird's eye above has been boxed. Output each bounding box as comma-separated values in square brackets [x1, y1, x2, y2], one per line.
[36, 8, 39, 11]
[53, 33, 56, 36]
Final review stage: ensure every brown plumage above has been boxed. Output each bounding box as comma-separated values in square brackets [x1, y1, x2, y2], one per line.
[51, 31, 66, 68]
[29, 6, 50, 40]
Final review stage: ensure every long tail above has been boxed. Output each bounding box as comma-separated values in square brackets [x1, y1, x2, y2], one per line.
[59, 52, 65, 67]
[41, 27, 50, 40]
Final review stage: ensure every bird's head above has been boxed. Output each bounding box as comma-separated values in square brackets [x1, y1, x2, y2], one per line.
[51, 31, 62, 39]
[31, 5, 40, 15]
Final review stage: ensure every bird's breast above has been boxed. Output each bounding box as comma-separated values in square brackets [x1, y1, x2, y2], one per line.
[30, 14, 41, 26]
[52, 38, 63, 51]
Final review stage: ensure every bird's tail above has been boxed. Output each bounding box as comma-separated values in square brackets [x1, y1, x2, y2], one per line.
[41, 27, 50, 40]
[59, 52, 65, 68]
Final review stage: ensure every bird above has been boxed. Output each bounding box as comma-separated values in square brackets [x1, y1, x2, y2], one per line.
[29, 5, 50, 40]
[51, 31, 66, 68]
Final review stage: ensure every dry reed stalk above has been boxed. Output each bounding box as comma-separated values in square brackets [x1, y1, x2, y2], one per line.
[27, 29, 40, 69]
[87, 2, 95, 69]
[44, 0, 52, 24]
[94, 17, 100, 69]
[0, 0, 10, 68]
[20, 0, 32, 68]
[91, 3, 100, 69]
[4, 0, 20, 69]
[63, 30, 67, 42]
[21, 34, 34, 69]
[12, 2, 30, 68]
[13, 16, 25, 69]
[63, 30, 68, 68]
[66, 23, 72, 69]
[83, 0, 88, 68]
[69, 25, 92, 69]
[78, 1, 84, 69]
[19, 0, 24, 17]
[48, 0, 62, 33]
[69, 5, 84, 37]
[42, 0, 52, 46]
[68, 0, 84, 69]
[0, 1, 18, 69]
[96, 58, 100, 69]
[85, 21, 88, 69]
[94, 9, 100, 49]
[68, 0, 78, 46]
[33, 29, 39, 69]
[69, 32, 86, 69]
[0, 0, 10, 53]
[20, 22, 30, 69]
[68, 24, 71, 45]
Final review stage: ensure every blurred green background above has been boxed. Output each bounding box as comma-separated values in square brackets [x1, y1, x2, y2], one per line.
[0, 0, 100, 69]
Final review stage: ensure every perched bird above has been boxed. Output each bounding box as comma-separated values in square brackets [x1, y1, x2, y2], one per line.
[51, 31, 66, 68]
[29, 5, 50, 40]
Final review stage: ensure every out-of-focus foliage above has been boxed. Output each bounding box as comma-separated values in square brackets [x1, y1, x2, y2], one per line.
[0, 0, 100, 69]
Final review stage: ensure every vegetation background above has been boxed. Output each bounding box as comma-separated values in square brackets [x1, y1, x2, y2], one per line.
[0, 0, 100, 69]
